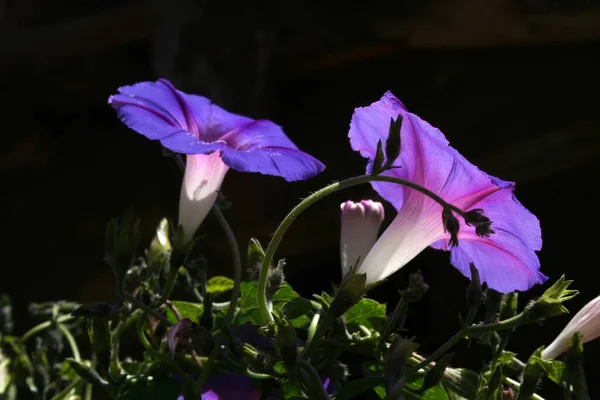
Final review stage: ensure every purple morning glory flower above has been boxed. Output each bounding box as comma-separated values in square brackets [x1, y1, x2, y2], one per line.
[109, 79, 324, 239]
[349, 91, 547, 293]
[175, 374, 333, 399]
[175, 374, 263, 400]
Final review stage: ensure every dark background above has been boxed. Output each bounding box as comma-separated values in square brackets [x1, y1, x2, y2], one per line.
[1, 0, 600, 398]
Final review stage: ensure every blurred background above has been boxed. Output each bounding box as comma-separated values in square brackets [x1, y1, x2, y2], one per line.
[1, 0, 600, 398]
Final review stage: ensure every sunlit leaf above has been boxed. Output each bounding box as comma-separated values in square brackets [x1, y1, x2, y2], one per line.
[206, 276, 235, 297]
[164, 301, 203, 324]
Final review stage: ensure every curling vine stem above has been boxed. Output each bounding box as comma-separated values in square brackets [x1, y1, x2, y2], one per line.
[257, 174, 466, 325]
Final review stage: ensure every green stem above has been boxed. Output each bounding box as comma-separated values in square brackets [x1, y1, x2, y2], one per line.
[123, 292, 172, 326]
[196, 205, 242, 392]
[414, 313, 529, 371]
[257, 174, 465, 325]
[57, 324, 81, 362]
[504, 376, 545, 400]
[161, 264, 180, 300]
[136, 314, 155, 351]
[298, 359, 329, 400]
[110, 309, 142, 379]
[467, 313, 529, 335]
[307, 312, 321, 344]
[50, 377, 82, 400]
[301, 311, 335, 360]
[20, 315, 74, 344]
[376, 298, 406, 356]
[84, 383, 92, 400]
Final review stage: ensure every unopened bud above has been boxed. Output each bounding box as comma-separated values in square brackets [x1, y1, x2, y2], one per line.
[340, 200, 385, 276]
[268, 259, 286, 290]
[384, 337, 419, 395]
[329, 273, 368, 319]
[466, 264, 482, 312]
[442, 208, 460, 247]
[146, 218, 172, 272]
[400, 272, 428, 303]
[525, 275, 578, 322]
[274, 315, 298, 379]
[484, 289, 503, 324]
[463, 208, 495, 237]
[422, 353, 453, 392]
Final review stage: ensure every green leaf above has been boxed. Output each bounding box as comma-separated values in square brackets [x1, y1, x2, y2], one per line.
[345, 298, 386, 330]
[273, 361, 287, 374]
[336, 377, 385, 400]
[537, 357, 566, 384]
[363, 361, 383, 376]
[362, 362, 386, 398]
[272, 284, 300, 303]
[237, 281, 305, 326]
[206, 276, 235, 296]
[65, 359, 109, 386]
[237, 281, 260, 324]
[498, 351, 516, 366]
[164, 301, 204, 324]
[405, 377, 450, 400]
[282, 297, 313, 320]
[282, 379, 303, 398]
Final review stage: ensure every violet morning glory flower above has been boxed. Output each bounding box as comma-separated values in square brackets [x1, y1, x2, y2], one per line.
[175, 373, 332, 399]
[348, 92, 547, 293]
[109, 79, 324, 239]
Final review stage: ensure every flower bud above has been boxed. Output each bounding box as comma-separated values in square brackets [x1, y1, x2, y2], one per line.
[466, 264, 482, 312]
[146, 218, 172, 272]
[400, 272, 429, 303]
[421, 352, 453, 392]
[463, 208, 495, 237]
[104, 209, 140, 288]
[340, 200, 384, 276]
[274, 315, 298, 379]
[524, 275, 578, 323]
[442, 208, 460, 247]
[542, 294, 600, 360]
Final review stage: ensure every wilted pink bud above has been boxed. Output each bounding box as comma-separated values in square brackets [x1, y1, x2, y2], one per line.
[340, 200, 385, 276]
[542, 295, 600, 359]
[167, 318, 194, 360]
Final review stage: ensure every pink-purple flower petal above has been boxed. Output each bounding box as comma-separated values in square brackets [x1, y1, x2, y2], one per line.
[349, 91, 546, 292]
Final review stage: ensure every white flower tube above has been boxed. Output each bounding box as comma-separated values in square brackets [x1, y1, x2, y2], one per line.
[542, 294, 600, 360]
[178, 152, 229, 241]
